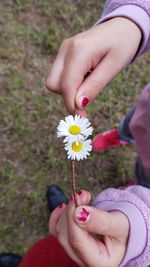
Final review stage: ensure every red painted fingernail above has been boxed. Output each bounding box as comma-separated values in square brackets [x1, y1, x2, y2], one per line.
[76, 207, 90, 223]
[77, 190, 82, 196]
[59, 204, 63, 208]
[82, 97, 89, 107]
[70, 195, 74, 202]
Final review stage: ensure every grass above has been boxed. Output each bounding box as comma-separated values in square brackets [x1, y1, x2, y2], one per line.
[0, 0, 150, 263]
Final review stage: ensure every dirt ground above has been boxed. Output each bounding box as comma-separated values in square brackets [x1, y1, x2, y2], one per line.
[0, 0, 150, 256]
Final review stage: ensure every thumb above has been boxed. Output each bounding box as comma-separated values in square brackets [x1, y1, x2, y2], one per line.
[75, 52, 126, 110]
[74, 205, 129, 239]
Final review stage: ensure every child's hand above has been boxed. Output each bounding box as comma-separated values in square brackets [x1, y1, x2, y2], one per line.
[46, 17, 141, 115]
[49, 190, 129, 267]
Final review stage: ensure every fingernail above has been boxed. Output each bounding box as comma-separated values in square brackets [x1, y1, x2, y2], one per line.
[58, 204, 63, 208]
[80, 96, 89, 107]
[70, 195, 74, 202]
[77, 190, 83, 196]
[75, 207, 90, 223]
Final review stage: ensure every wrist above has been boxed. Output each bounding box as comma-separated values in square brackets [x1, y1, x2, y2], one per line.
[93, 199, 147, 266]
[95, 4, 150, 60]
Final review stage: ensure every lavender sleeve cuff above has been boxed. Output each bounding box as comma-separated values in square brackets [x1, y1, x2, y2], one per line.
[95, 5, 150, 60]
[93, 199, 147, 266]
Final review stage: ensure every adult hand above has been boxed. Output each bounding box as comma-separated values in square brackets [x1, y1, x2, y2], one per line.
[46, 17, 141, 115]
[49, 190, 129, 267]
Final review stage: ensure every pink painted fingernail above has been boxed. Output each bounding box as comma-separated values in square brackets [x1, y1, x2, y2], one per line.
[75, 207, 90, 223]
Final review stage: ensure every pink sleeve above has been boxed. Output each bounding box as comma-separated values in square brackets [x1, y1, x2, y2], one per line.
[95, 1, 150, 60]
[92, 185, 150, 267]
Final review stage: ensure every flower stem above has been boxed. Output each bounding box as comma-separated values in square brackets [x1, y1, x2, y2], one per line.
[71, 160, 78, 207]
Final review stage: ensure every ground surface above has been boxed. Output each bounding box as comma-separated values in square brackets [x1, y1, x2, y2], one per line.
[0, 0, 150, 256]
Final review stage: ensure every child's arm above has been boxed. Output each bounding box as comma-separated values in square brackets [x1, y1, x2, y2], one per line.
[46, 0, 150, 115]
[49, 190, 129, 267]
[49, 186, 150, 267]
[97, 0, 150, 58]
[46, 17, 141, 115]
[93, 185, 150, 266]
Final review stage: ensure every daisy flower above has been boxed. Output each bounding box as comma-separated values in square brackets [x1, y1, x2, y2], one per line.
[65, 139, 92, 161]
[57, 115, 93, 144]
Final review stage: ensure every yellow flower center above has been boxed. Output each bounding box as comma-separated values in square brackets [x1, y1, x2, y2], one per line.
[72, 142, 83, 152]
[69, 125, 80, 135]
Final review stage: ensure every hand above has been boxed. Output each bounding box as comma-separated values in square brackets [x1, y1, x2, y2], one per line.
[49, 190, 129, 267]
[46, 17, 141, 115]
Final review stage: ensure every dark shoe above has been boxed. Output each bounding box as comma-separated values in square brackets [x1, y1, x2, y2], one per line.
[47, 185, 69, 212]
[0, 253, 22, 267]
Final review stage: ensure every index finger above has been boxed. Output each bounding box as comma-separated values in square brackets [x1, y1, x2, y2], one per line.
[60, 40, 91, 114]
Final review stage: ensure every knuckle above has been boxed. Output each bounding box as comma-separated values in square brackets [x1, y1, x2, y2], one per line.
[69, 37, 83, 52]
[62, 37, 71, 46]
[60, 37, 74, 52]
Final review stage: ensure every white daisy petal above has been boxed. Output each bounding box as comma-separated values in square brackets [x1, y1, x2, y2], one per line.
[65, 115, 74, 126]
[57, 115, 93, 144]
[65, 139, 92, 161]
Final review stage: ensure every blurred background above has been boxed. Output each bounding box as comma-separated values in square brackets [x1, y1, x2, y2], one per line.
[0, 0, 150, 255]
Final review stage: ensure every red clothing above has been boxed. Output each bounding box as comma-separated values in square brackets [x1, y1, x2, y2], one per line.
[19, 235, 78, 267]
